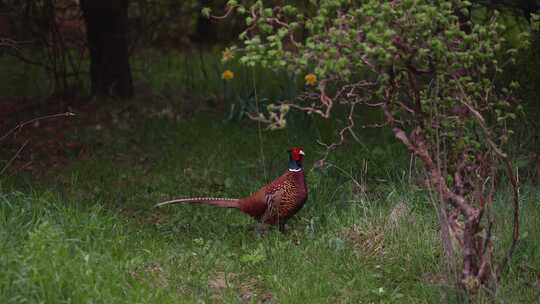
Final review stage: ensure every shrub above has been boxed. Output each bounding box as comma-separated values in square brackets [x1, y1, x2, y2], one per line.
[217, 0, 524, 297]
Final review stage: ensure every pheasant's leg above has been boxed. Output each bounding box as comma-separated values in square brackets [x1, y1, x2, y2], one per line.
[255, 222, 270, 236]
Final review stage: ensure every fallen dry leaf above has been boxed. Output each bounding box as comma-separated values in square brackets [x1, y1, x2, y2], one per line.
[209, 272, 234, 291]
[130, 262, 168, 288]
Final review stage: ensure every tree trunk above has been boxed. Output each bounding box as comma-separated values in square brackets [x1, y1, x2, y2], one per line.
[80, 0, 133, 98]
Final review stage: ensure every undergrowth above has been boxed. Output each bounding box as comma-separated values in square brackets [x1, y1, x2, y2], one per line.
[1, 111, 538, 303]
[0, 50, 538, 303]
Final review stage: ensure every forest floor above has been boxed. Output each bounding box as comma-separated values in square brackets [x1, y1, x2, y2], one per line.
[1, 50, 539, 302]
[1, 94, 539, 303]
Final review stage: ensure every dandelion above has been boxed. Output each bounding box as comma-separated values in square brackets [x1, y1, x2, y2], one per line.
[222, 70, 234, 80]
[304, 73, 317, 86]
[222, 48, 235, 62]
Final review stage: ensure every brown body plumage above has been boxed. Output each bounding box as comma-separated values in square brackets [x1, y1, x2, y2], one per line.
[156, 147, 308, 227]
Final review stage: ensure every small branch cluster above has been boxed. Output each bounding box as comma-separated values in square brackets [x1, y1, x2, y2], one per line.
[0, 112, 75, 175]
[2, 0, 87, 97]
[247, 104, 290, 130]
[0, 38, 20, 50]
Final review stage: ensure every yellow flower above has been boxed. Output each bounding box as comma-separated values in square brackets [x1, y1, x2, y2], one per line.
[222, 48, 235, 62]
[304, 73, 317, 86]
[222, 70, 234, 80]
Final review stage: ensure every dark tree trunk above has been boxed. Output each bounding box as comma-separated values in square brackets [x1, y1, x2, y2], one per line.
[80, 0, 133, 98]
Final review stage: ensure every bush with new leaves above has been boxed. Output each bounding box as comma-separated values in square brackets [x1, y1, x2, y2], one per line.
[220, 0, 523, 296]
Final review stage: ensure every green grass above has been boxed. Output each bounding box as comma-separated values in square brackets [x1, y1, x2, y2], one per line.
[0, 48, 539, 302]
[1, 110, 539, 303]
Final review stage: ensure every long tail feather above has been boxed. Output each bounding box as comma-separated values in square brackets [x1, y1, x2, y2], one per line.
[155, 197, 240, 208]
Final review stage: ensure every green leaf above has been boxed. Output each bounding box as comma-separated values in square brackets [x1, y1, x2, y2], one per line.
[201, 7, 211, 18]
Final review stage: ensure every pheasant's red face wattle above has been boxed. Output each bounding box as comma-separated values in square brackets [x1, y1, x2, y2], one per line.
[289, 147, 305, 161]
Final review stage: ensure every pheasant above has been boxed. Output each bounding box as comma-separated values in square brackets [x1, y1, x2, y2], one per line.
[156, 147, 308, 228]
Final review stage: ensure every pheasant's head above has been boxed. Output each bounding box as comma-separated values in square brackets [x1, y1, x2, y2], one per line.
[289, 147, 305, 161]
[288, 147, 305, 171]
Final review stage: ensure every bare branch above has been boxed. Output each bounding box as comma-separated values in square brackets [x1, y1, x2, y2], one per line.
[0, 112, 76, 143]
[0, 140, 29, 175]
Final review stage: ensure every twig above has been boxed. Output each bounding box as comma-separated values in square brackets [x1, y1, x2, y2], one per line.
[453, 77, 520, 275]
[324, 162, 363, 190]
[208, 3, 237, 20]
[315, 102, 359, 165]
[0, 140, 29, 175]
[0, 112, 75, 143]
[0, 38, 21, 50]
[251, 68, 268, 181]
[498, 161, 520, 276]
